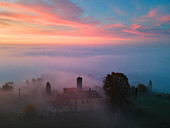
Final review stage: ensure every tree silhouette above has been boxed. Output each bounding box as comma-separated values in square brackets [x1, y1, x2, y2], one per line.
[2, 83, 13, 91]
[103, 72, 130, 107]
[137, 84, 147, 95]
[25, 80, 30, 86]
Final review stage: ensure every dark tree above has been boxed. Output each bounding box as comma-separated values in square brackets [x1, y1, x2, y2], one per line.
[103, 72, 130, 107]
[37, 78, 43, 86]
[2, 83, 13, 91]
[25, 80, 30, 86]
[32, 79, 37, 85]
[137, 84, 147, 94]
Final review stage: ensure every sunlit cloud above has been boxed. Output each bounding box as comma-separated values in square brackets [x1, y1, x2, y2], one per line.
[0, 0, 169, 45]
[130, 24, 141, 30]
[132, 8, 170, 25]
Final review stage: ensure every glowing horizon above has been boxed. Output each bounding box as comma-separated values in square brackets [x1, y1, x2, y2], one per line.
[0, 0, 169, 45]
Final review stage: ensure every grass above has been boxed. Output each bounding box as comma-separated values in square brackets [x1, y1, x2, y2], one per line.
[134, 97, 170, 120]
[0, 97, 170, 128]
[132, 97, 170, 128]
[0, 111, 110, 128]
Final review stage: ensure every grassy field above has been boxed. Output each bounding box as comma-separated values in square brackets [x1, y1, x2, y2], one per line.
[134, 97, 170, 119]
[0, 97, 170, 128]
[132, 97, 170, 128]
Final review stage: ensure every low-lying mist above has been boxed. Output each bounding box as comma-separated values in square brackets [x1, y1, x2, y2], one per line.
[0, 44, 170, 92]
[0, 63, 170, 128]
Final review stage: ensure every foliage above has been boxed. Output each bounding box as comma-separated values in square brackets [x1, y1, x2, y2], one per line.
[167, 94, 170, 100]
[25, 80, 30, 86]
[137, 84, 147, 94]
[103, 72, 130, 107]
[23, 104, 37, 118]
[2, 83, 13, 91]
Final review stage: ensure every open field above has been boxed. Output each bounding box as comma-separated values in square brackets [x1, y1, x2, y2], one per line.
[0, 97, 170, 128]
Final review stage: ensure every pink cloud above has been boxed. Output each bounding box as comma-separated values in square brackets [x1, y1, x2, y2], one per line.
[132, 8, 158, 22]
[130, 24, 141, 29]
[106, 24, 123, 29]
[159, 15, 170, 22]
[0, 1, 169, 44]
[50, 0, 83, 19]
[123, 29, 155, 36]
[0, 1, 99, 28]
[132, 8, 170, 28]
[147, 9, 157, 17]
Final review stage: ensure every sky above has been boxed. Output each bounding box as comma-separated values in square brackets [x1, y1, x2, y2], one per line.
[0, 0, 170, 93]
[0, 0, 169, 45]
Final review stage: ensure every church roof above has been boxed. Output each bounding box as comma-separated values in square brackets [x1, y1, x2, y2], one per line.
[53, 89, 101, 105]
[64, 90, 101, 99]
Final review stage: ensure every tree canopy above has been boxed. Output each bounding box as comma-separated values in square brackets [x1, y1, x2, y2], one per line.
[137, 84, 147, 94]
[2, 83, 13, 91]
[103, 72, 130, 107]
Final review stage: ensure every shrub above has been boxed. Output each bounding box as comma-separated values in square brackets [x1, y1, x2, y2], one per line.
[23, 104, 37, 118]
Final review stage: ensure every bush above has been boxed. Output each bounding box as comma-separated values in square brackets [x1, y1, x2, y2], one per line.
[23, 104, 37, 118]
[166, 94, 170, 100]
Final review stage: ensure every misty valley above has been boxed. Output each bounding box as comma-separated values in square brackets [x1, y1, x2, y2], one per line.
[0, 0, 170, 127]
[0, 73, 170, 128]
